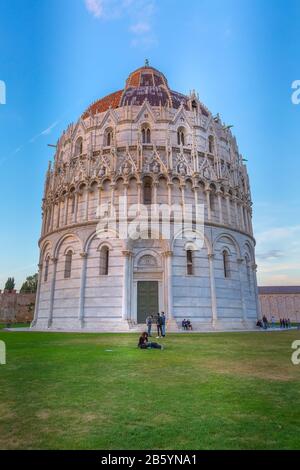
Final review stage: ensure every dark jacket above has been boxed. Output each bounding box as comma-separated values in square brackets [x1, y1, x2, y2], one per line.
[138, 336, 147, 348]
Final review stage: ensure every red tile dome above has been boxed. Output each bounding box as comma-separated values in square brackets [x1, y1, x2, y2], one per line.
[82, 65, 190, 118]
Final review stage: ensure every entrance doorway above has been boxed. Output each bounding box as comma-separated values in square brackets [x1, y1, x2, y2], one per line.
[137, 281, 159, 324]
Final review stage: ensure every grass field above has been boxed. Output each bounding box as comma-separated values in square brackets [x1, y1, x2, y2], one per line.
[0, 330, 299, 450]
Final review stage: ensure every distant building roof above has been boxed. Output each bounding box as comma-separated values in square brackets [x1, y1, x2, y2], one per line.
[258, 286, 300, 295]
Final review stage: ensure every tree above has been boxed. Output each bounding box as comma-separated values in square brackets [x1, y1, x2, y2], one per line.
[20, 274, 38, 294]
[4, 277, 15, 292]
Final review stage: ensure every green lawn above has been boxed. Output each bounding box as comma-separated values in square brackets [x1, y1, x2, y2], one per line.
[0, 322, 31, 329]
[0, 330, 299, 450]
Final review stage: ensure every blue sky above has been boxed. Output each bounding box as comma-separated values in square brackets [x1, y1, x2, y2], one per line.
[0, 0, 299, 289]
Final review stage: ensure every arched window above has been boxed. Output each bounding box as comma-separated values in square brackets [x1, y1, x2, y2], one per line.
[186, 249, 194, 275]
[208, 135, 214, 154]
[191, 100, 198, 111]
[64, 250, 73, 279]
[143, 177, 152, 205]
[177, 128, 185, 146]
[223, 250, 230, 278]
[142, 126, 151, 144]
[100, 246, 109, 275]
[44, 256, 50, 282]
[105, 129, 113, 147]
[75, 137, 83, 156]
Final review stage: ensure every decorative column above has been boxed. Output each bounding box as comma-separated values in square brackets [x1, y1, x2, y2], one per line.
[164, 251, 177, 330]
[180, 183, 186, 211]
[85, 188, 90, 221]
[234, 198, 239, 228]
[239, 203, 245, 231]
[216, 190, 223, 224]
[50, 203, 55, 232]
[64, 196, 69, 226]
[205, 189, 211, 222]
[31, 263, 43, 327]
[56, 200, 61, 228]
[208, 254, 218, 328]
[153, 181, 158, 206]
[48, 257, 58, 328]
[242, 206, 247, 232]
[110, 182, 116, 216]
[73, 192, 79, 224]
[225, 193, 232, 226]
[122, 251, 131, 321]
[167, 181, 173, 207]
[237, 257, 248, 325]
[79, 252, 88, 328]
[137, 181, 142, 214]
[252, 263, 261, 320]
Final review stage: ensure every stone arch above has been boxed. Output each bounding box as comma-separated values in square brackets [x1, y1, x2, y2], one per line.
[63, 245, 75, 256]
[177, 126, 186, 146]
[243, 240, 255, 262]
[157, 175, 168, 204]
[213, 232, 241, 258]
[141, 122, 151, 144]
[74, 136, 83, 156]
[40, 240, 53, 260]
[171, 228, 212, 255]
[104, 127, 114, 147]
[54, 233, 83, 258]
[84, 228, 126, 253]
[134, 248, 162, 269]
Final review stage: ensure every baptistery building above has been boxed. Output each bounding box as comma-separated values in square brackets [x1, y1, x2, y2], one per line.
[32, 64, 260, 331]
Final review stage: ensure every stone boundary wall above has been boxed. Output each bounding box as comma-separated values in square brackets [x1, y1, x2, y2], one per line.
[259, 292, 300, 322]
[0, 291, 36, 323]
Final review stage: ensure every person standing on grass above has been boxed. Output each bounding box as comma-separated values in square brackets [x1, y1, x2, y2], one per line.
[262, 315, 268, 329]
[161, 312, 166, 337]
[156, 312, 163, 338]
[146, 314, 153, 337]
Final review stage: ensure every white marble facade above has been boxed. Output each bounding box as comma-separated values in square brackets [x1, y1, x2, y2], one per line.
[32, 65, 260, 331]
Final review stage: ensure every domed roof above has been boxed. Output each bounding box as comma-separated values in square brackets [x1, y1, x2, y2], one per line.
[82, 64, 191, 118]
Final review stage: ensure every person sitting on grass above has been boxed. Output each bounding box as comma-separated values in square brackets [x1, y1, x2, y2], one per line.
[186, 319, 193, 330]
[138, 332, 163, 350]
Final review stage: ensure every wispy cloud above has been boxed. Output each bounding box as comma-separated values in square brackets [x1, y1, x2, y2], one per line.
[256, 249, 284, 261]
[256, 224, 300, 285]
[130, 21, 151, 34]
[29, 120, 59, 143]
[0, 120, 59, 169]
[85, 0, 103, 18]
[84, 0, 157, 48]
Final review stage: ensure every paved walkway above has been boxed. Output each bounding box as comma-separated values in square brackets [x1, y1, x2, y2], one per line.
[3, 327, 299, 334]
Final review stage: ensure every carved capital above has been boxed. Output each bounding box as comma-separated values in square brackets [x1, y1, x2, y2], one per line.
[122, 250, 132, 258]
[80, 252, 88, 259]
[164, 251, 173, 257]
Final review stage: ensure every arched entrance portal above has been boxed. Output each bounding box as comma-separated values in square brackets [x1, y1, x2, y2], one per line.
[133, 250, 164, 324]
